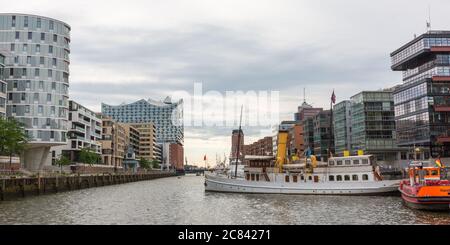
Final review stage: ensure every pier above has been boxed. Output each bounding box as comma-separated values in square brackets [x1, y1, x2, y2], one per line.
[0, 171, 176, 201]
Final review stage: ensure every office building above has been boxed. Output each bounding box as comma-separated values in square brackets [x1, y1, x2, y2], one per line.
[0, 14, 71, 170]
[126, 122, 158, 162]
[333, 100, 352, 156]
[230, 129, 244, 162]
[312, 110, 334, 161]
[0, 53, 6, 118]
[391, 30, 450, 158]
[98, 114, 128, 168]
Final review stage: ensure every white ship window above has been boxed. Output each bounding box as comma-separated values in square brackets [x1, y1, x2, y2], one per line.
[336, 160, 343, 166]
[251, 174, 255, 181]
[345, 160, 351, 165]
[329, 175, 335, 181]
[285, 175, 289, 182]
[362, 159, 369, 165]
[353, 159, 360, 165]
[337, 175, 342, 181]
[300, 175, 304, 181]
[293, 175, 298, 183]
[328, 160, 335, 165]
[344, 175, 350, 181]
[352, 175, 359, 181]
[256, 174, 259, 181]
[308, 176, 312, 181]
[362, 174, 369, 181]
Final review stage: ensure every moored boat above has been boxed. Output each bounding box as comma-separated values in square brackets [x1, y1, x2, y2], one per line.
[205, 155, 400, 195]
[399, 162, 450, 211]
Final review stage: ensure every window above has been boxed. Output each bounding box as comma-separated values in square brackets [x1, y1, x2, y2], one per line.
[27, 56, 31, 64]
[47, 93, 51, 102]
[21, 93, 25, 101]
[15, 31, 19, 40]
[293, 175, 298, 183]
[49, 21, 54, 30]
[33, 93, 39, 101]
[51, 106, 55, 115]
[329, 175, 335, 181]
[362, 159, 369, 164]
[353, 159, 360, 165]
[344, 175, 350, 181]
[40, 57, 45, 65]
[251, 174, 255, 181]
[362, 174, 369, 181]
[12, 16, 16, 27]
[337, 160, 343, 166]
[285, 175, 290, 182]
[50, 131, 55, 139]
[46, 118, 51, 126]
[37, 18, 41, 28]
[33, 118, 38, 126]
[52, 58, 57, 67]
[38, 105, 43, 114]
[24, 16, 28, 27]
[36, 44, 40, 53]
[35, 68, 40, 77]
[26, 81, 30, 89]
[39, 81, 44, 89]
[48, 70, 52, 78]
[328, 160, 335, 165]
[14, 56, 18, 64]
[345, 160, 351, 165]
[352, 175, 359, 181]
[300, 175, 304, 181]
[337, 175, 343, 181]
[28, 32, 32, 40]
[51, 82, 56, 90]
[23, 44, 27, 52]
[11, 44, 15, 51]
[48, 45, 53, 54]
[53, 34, 57, 42]
[25, 105, 30, 113]
[12, 105, 16, 113]
[13, 81, 17, 89]
[308, 176, 312, 181]
[256, 174, 259, 181]
[41, 33, 45, 41]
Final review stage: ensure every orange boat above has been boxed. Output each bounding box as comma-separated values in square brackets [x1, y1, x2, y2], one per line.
[399, 163, 450, 211]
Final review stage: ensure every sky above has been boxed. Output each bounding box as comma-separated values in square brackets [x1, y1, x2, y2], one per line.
[2, 0, 450, 166]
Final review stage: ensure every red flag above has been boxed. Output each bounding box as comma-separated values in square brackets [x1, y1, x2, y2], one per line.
[331, 90, 336, 104]
[203, 155, 207, 161]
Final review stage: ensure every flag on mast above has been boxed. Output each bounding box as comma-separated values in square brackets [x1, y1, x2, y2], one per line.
[331, 90, 336, 104]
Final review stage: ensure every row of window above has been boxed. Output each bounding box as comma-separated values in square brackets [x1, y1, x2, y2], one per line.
[12, 16, 54, 30]
[328, 174, 369, 181]
[13, 56, 59, 67]
[14, 31, 62, 43]
[329, 158, 370, 166]
[7, 67, 68, 79]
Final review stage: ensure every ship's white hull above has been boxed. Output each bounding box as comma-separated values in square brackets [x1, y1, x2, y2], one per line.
[205, 173, 400, 195]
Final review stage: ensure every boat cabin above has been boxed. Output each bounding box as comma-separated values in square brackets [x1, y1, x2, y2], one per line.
[327, 155, 374, 167]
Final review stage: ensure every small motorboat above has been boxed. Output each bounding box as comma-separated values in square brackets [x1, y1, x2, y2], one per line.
[399, 162, 450, 211]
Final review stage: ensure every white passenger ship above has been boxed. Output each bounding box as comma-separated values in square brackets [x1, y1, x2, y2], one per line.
[204, 155, 400, 195]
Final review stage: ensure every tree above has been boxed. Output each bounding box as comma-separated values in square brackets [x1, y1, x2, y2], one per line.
[139, 158, 151, 170]
[151, 159, 160, 169]
[55, 155, 71, 173]
[79, 148, 101, 166]
[0, 118, 29, 169]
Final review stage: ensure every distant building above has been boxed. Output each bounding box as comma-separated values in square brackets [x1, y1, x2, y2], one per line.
[294, 101, 323, 121]
[303, 117, 315, 155]
[244, 137, 273, 156]
[350, 90, 405, 163]
[48, 100, 102, 165]
[333, 100, 352, 156]
[125, 122, 158, 162]
[313, 110, 334, 161]
[160, 142, 184, 170]
[391, 30, 450, 159]
[98, 114, 128, 168]
[230, 129, 244, 162]
[288, 123, 304, 157]
[101, 97, 183, 145]
[0, 53, 5, 118]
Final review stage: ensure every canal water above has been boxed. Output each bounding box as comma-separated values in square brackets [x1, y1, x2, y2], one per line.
[1, 175, 449, 225]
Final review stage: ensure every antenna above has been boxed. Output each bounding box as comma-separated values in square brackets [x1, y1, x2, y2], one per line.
[426, 4, 432, 31]
[303, 87, 306, 103]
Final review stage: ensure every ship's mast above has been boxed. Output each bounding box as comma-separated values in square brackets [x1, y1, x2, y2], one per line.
[234, 105, 243, 178]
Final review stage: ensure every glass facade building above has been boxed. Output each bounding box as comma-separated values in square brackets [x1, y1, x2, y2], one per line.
[350, 91, 403, 162]
[0, 14, 71, 170]
[0, 53, 6, 118]
[101, 98, 184, 145]
[391, 31, 450, 158]
[312, 110, 334, 161]
[333, 100, 352, 156]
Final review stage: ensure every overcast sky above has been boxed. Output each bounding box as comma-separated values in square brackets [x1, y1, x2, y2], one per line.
[3, 0, 449, 166]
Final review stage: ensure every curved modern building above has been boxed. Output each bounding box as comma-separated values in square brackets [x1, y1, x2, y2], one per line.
[0, 14, 71, 170]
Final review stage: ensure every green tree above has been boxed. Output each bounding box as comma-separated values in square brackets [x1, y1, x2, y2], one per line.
[151, 159, 160, 169]
[0, 118, 29, 169]
[139, 158, 151, 169]
[79, 148, 101, 166]
[55, 154, 71, 173]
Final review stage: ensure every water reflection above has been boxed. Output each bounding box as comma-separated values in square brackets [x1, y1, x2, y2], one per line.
[0, 175, 449, 225]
